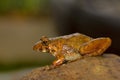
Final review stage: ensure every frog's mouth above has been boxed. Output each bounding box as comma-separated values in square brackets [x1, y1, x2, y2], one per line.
[42, 49, 47, 52]
[33, 45, 48, 52]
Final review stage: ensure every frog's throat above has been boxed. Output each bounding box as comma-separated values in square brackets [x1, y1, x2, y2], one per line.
[48, 50, 57, 57]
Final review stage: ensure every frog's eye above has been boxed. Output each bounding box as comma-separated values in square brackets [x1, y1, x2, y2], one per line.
[40, 36, 50, 45]
[40, 36, 49, 42]
[42, 41, 48, 46]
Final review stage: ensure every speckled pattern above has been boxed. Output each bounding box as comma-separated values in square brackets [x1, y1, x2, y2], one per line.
[33, 33, 111, 66]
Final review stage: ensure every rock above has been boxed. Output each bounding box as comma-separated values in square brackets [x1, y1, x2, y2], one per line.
[21, 54, 120, 80]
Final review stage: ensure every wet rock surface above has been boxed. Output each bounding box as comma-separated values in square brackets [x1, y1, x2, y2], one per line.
[21, 54, 120, 80]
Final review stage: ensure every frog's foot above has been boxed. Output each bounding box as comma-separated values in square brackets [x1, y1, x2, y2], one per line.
[53, 57, 65, 67]
[80, 37, 111, 56]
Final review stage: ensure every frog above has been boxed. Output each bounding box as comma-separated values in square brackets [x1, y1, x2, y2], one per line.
[33, 33, 111, 66]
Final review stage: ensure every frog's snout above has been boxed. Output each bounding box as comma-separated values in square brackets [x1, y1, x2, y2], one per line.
[33, 44, 39, 52]
[33, 41, 42, 52]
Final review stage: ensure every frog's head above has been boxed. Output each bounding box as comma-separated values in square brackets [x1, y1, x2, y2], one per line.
[33, 36, 50, 52]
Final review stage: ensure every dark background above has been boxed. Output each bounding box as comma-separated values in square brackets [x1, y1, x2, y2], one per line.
[51, 0, 120, 55]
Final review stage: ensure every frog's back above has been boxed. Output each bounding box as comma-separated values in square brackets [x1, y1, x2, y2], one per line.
[50, 33, 92, 50]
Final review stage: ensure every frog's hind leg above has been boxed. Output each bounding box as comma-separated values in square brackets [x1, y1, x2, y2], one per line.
[79, 37, 111, 56]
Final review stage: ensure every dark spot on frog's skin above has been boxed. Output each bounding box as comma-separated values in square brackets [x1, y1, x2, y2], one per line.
[51, 49, 56, 53]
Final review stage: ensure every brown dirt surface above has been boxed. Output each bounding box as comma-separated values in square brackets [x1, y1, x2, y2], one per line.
[21, 54, 120, 80]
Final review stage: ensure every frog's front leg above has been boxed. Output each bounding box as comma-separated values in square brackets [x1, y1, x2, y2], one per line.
[53, 57, 65, 66]
[52, 45, 82, 66]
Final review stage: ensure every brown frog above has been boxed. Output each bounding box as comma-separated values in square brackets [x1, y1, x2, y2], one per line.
[33, 33, 111, 66]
